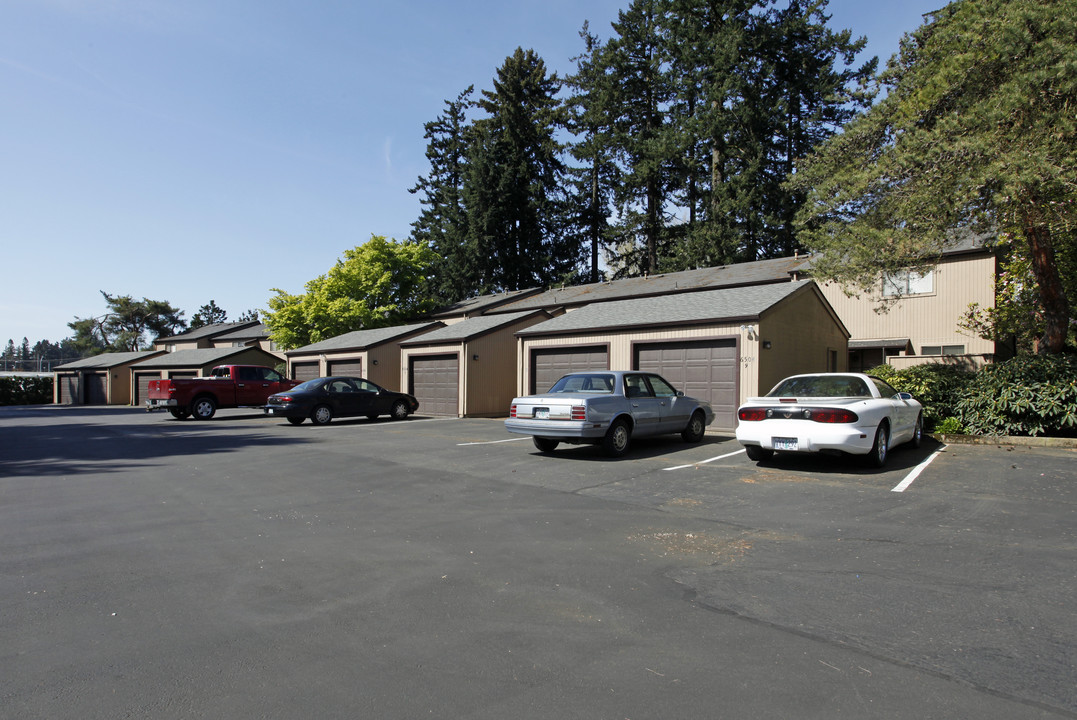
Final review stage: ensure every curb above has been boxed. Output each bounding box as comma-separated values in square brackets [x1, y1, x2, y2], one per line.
[930, 433, 1077, 449]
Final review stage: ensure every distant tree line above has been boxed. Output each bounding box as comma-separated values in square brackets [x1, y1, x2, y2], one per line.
[5, 294, 261, 369]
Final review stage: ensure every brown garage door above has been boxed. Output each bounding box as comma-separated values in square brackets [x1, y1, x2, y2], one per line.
[291, 362, 320, 382]
[58, 374, 78, 405]
[409, 354, 459, 417]
[327, 359, 362, 377]
[635, 340, 737, 431]
[169, 371, 196, 380]
[530, 346, 609, 394]
[84, 373, 108, 405]
[135, 373, 159, 405]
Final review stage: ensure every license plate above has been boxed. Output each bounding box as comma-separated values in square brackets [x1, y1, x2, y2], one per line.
[773, 437, 798, 451]
[534, 408, 550, 419]
[267, 408, 275, 414]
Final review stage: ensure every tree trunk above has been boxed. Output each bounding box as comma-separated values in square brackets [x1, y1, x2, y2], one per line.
[1024, 217, 1070, 354]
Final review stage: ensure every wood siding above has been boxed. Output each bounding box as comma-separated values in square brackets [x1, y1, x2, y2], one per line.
[817, 253, 996, 360]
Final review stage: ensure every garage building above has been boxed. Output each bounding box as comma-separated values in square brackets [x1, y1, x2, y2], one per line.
[54, 351, 164, 406]
[399, 310, 552, 417]
[284, 321, 444, 389]
[514, 281, 848, 431]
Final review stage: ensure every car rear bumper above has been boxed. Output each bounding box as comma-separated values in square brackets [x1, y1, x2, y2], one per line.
[504, 418, 609, 441]
[735, 420, 876, 455]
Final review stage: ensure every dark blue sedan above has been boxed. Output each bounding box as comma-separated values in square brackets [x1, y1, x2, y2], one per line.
[264, 376, 419, 426]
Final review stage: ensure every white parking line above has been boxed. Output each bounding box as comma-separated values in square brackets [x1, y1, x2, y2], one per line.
[457, 437, 531, 446]
[892, 446, 946, 492]
[664, 448, 746, 471]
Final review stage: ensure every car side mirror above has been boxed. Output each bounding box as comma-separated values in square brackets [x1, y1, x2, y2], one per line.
[677, 390, 684, 397]
[897, 392, 914, 400]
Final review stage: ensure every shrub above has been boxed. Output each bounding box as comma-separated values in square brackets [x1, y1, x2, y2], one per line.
[933, 416, 965, 435]
[867, 363, 975, 432]
[0, 376, 54, 405]
[955, 355, 1077, 437]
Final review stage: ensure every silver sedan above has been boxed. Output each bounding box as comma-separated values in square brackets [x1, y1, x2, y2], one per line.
[505, 371, 715, 457]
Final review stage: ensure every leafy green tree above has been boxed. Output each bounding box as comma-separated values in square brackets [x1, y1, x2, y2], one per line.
[237, 309, 260, 323]
[189, 300, 228, 329]
[465, 48, 577, 292]
[68, 292, 186, 352]
[793, 0, 1076, 354]
[264, 235, 438, 349]
[410, 86, 476, 302]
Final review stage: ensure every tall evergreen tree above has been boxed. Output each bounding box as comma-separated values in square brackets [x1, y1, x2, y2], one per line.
[597, 0, 678, 276]
[189, 300, 228, 329]
[663, 0, 761, 268]
[464, 48, 576, 291]
[410, 86, 475, 302]
[764, 0, 875, 255]
[564, 24, 620, 284]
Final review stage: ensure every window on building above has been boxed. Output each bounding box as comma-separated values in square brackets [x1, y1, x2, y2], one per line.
[921, 345, 965, 356]
[883, 269, 934, 297]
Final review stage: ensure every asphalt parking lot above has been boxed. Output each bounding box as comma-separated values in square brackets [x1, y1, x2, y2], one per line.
[1, 406, 1075, 719]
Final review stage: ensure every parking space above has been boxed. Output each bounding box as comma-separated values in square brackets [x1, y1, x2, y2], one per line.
[2, 407, 1074, 718]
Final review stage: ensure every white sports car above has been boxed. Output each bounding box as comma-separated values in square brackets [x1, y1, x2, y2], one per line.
[735, 373, 923, 467]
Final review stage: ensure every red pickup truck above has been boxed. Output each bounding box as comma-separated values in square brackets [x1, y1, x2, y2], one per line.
[146, 365, 301, 420]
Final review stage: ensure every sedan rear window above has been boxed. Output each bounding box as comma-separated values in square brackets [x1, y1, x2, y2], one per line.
[767, 375, 870, 398]
[549, 374, 615, 394]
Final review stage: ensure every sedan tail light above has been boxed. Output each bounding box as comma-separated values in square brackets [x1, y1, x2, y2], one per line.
[570, 405, 586, 421]
[509, 404, 517, 418]
[738, 408, 767, 422]
[275, 395, 292, 403]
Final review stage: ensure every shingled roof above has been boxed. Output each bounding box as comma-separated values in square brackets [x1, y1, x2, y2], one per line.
[516, 281, 838, 336]
[130, 346, 274, 369]
[430, 288, 544, 319]
[487, 255, 810, 314]
[286, 322, 444, 355]
[54, 350, 163, 370]
[402, 309, 549, 346]
[157, 321, 261, 343]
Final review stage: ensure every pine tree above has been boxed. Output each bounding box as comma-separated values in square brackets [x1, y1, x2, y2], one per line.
[410, 86, 476, 302]
[464, 48, 576, 291]
[564, 24, 620, 284]
[597, 0, 677, 276]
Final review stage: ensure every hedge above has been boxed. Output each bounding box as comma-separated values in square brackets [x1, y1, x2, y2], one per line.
[955, 355, 1077, 437]
[868, 363, 974, 432]
[0, 376, 54, 405]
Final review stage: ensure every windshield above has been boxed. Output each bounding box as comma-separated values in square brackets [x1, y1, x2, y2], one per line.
[767, 375, 870, 398]
[547, 373, 615, 394]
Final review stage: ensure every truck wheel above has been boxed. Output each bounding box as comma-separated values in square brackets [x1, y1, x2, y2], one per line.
[191, 396, 216, 420]
[169, 408, 190, 420]
[311, 404, 333, 425]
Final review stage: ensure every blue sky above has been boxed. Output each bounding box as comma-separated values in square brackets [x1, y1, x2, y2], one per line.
[1, 0, 943, 346]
